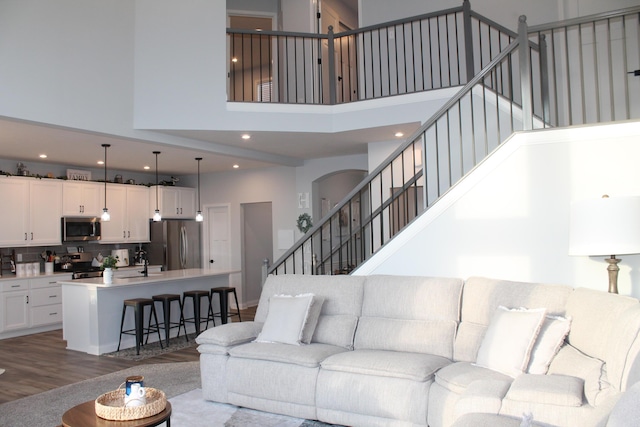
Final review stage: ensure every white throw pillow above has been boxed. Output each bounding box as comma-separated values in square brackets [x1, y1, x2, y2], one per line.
[255, 293, 321, 345]
[475, 306, 547, 377]
[526, 315, 572, 374]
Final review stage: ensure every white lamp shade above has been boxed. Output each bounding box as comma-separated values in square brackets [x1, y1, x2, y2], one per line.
[569, 196, 640, 256]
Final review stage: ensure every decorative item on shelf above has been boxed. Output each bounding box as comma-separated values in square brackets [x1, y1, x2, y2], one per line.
[101, 144, 111, 221]
[297, 213, 313, 233]
[153, 151, 162, 222]
[101, 255, 119, 284]
[195, 157, 203, 222]
[569, 194, 640, 293]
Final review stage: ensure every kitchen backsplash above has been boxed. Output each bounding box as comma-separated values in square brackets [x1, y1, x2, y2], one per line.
[0, 242, 148, 276]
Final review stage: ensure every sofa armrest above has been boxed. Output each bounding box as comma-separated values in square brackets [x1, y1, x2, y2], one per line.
[196, 321, 263, 348]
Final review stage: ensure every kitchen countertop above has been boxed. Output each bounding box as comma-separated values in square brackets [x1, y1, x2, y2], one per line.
[57, 268, 239, 288]
[0, 265, 161, 282]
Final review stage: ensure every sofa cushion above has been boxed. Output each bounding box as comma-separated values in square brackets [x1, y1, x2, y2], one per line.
[229, 342, 346, 368]
[527, 315, 572, 375]
[565, 288, 637, 364]
[435, 362, 513, 395]
[505, 374, 584, 407]
[548, 344, 614, 406]
[255, 293, 322, 345]
[311, 314, 358, 349]
[475, 306, 547, 377]
[196, 321, 264, 347]
[256, 274, 365, 349]
[455, 277, 572, 363]
[321, 349, 451, 382]
[354, 317, 458, 356]
[355, 275, 463, 358]
[453, 379, 512, 419]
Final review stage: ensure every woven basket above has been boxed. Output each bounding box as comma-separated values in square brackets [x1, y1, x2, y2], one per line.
[95, 387, 166, 421]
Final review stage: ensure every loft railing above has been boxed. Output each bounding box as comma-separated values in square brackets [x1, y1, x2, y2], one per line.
[227, 0, 517, 104]
[527, 6, 640, 127]
[269, 6, 640, 275]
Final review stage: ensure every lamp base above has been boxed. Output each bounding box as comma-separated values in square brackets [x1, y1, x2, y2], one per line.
[605, 256, 620, 294]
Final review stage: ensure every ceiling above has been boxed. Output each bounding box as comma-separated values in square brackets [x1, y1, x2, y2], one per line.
[0, 117, 420, 176]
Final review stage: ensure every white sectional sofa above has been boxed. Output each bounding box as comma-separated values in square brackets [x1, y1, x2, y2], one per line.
[195, 274, 640, 427]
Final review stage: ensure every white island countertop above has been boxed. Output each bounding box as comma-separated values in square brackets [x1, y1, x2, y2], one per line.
[60, 268, 240, 355]
[58, 268, 238, 288]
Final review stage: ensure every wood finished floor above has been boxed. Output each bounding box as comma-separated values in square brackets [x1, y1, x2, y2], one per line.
[0, 306, 256, 404]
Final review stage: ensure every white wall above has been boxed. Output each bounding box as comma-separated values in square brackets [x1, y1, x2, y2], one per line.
[0, 0, 135, 133]
[357, 120, 640, 298]
[359, 0, 635, 29]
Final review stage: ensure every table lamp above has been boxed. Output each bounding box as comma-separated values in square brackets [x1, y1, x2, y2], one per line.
[569, 195, 640, 293]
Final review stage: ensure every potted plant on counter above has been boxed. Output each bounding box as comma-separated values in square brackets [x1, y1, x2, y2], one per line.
[101, 255, 119, 284]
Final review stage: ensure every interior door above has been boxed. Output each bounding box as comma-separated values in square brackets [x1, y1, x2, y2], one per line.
[242, 202, 273, 306]
[206, 205, 231, 270]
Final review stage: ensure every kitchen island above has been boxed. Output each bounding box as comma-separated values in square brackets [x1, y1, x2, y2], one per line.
[59, 268, 238, 355]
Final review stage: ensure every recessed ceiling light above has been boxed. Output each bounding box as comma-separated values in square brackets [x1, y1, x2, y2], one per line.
[143, 166, 150, 170]
[241, 134, 251, 140]
[233, 164, 239, 169]
[39, 154, 47, 159]
[231, 57, 238, 63]
[395, 132, 404, 137]
[97, 160, 104, 165]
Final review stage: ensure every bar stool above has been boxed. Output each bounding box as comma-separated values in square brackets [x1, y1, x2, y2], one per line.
[117, 298, 163, 355]
[182, 290, 214, 335]
[152, 293, 188, 347]
[210, 287, 242, 325]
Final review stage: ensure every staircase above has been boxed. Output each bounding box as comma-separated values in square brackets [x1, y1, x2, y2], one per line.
[266, 3, 640, 275]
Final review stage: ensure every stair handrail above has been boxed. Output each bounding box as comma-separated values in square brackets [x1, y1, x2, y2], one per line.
[269, 37, 525, 275]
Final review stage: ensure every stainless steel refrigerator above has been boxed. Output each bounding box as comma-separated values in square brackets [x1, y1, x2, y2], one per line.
[148, 220, 202, 270]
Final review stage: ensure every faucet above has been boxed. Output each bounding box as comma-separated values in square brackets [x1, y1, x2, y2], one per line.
[139, 255, 148, 277]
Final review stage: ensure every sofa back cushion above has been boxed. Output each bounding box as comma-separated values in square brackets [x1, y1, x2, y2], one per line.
[454, 277, 572, 363]
[256, 274, 365, 349]
[354, 275, 463, 358]
[564, 288, 640, 392]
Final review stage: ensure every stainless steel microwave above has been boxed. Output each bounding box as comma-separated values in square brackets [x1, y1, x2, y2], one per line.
[61, 217, 101, 242]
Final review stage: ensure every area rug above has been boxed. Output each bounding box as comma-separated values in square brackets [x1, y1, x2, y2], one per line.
[102, 333, 197, 361]
[170, 389, 335, 427]
[0, 362, 200, 426]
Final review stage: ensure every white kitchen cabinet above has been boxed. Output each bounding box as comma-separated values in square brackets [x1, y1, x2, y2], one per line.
[0, 176, 62, 246]
[1, 280, 29, 332]
[151, 186, 196, 219]
[29, 277, 62, 327]
[101, 184, 150, 243]
[0, 275, 69, 336]
[62, 181, 103, 217]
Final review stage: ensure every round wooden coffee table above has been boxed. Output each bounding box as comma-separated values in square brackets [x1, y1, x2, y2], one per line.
[61, 400, 171, 427]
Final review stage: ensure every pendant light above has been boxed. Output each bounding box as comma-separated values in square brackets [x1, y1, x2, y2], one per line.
[153, 151, 162, 222]
[101, 144, 111, 221]
[195, 157, 203, 222]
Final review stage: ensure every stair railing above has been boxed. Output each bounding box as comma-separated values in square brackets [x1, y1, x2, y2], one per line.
[269, 25, 544, 275]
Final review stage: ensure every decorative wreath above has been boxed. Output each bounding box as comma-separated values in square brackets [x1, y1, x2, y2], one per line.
[296, 213, 313, 233]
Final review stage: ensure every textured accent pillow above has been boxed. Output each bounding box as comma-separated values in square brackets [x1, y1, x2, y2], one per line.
[475, 306, 547, 377]
[526, 315, 572, 374]
[255, 294, 322, 345]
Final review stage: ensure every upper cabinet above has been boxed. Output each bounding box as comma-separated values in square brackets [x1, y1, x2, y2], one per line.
[101, 184, 150, 243]
[62, 181, 103, 217]
[0, 177, 62, 247]
[151, 186, 196, 219]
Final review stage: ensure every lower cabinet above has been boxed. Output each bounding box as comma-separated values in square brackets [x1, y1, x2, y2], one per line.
[0, 275, 68, 336]
[30, 278, 63, 327]
[1, 281, 29, 332]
